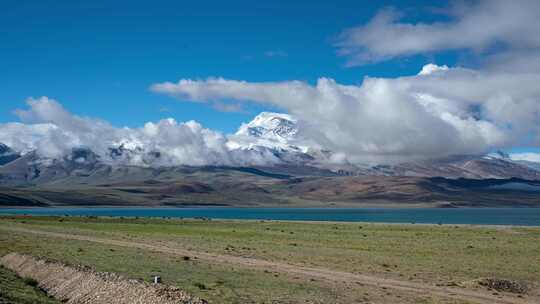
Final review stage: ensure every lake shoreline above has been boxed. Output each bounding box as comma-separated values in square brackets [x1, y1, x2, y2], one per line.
[1, 207, 539, 226]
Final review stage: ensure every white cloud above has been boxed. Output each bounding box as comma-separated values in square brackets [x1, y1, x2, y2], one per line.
[5, 60, 540, 166]
[150, 79, 252, 113]
[151, 64, 540, 163]
[336, 0, 540, 65]
[418, 64, 448, 75]
[149, 1, 540, 164]
[0, 97, 280, 166]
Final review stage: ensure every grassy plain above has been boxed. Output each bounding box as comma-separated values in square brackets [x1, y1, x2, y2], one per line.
[0, 216, 539, 303]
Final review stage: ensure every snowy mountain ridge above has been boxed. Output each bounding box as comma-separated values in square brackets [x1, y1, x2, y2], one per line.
[1, 112, 540, 180]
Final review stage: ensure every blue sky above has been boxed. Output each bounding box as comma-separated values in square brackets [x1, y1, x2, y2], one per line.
[1, 0, 451, 133]
[2, 0, 540, 162]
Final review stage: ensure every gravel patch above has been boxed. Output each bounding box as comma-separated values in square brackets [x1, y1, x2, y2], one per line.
[0, 253, 207, 304]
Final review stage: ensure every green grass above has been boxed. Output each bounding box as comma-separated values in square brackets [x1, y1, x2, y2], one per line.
[1, 216, 539, 303]
[0, 229, 443, 304]
[6, 216, 539, 283]
[0, 265, 60, 304]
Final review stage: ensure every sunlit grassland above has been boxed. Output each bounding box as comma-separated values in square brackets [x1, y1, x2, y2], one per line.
[1, 216, 539, 303]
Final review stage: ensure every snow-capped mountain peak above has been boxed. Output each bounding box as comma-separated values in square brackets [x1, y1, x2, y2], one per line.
[235, 112, 298, 143]
[227, 112, 312, 162]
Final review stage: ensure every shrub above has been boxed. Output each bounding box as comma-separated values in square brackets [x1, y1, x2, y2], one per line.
[194, 282, 207, 290]
[23, 277, 39, 287]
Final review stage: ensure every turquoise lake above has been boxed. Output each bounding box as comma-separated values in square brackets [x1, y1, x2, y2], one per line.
[0, 207, 539, 226]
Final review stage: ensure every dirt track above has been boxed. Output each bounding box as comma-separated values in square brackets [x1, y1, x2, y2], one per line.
[0, 225, 535, 304]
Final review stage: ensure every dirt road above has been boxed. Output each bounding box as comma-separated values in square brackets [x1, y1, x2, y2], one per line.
[0, 225, 534, 304]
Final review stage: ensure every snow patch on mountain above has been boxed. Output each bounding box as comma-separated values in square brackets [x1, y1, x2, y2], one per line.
[485, 150, 511, 160]
[228, 112, 308, 154]
[0, 143, 21, 165]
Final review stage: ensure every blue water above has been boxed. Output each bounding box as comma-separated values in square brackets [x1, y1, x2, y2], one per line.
[0, 207, 539, 226]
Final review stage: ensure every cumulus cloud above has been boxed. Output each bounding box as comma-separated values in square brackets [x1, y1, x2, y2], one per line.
[0, 97, 281, 166]
[150, 80, 249, 113]
[151, 64, 540, 163]
[336, 0, 540, 65]
[418, 64, 448, 75]
[151, 1, 540, 163]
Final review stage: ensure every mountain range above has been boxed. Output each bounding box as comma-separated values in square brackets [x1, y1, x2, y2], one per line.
[1, 112, 540, 208]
